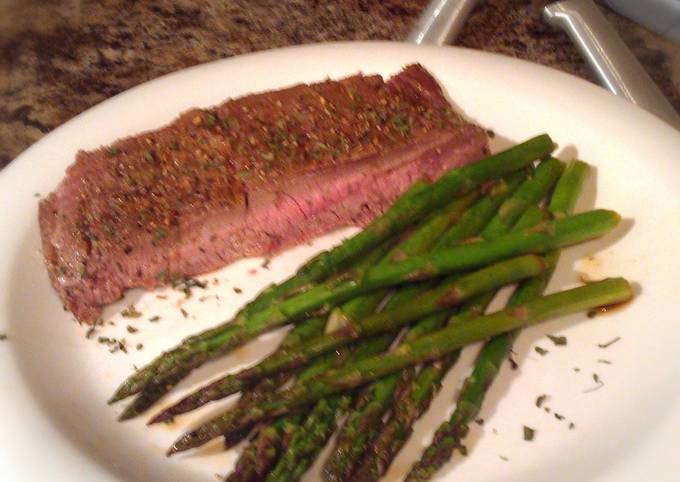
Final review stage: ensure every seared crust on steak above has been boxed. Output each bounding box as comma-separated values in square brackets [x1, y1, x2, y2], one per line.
[39, 64, 488, 323]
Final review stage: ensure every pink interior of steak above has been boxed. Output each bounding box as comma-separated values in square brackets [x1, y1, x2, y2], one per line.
[39, 64, 488, 323]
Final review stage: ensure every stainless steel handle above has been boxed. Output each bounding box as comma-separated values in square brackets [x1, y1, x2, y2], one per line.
[408, 0, 483, 45]
[543, 0, 680, 130]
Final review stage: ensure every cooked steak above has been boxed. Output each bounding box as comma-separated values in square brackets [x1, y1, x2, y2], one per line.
[39, 64, 488, 323]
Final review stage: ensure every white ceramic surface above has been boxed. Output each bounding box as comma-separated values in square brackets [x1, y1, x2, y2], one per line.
[1, 42, 679, 482]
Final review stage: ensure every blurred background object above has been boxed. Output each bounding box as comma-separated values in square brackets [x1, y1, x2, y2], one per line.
[603, 0, 680, 42]
[1, 0, 679, 167]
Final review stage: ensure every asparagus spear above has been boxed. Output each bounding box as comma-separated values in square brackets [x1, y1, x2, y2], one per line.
[111, 135, 553, 405]
[405, 160, 590, 482]
[150, 207, 617, 424]
[149, 187, 489, 424]
[167, 277, 633, 455]
[322, 158, 564, 481]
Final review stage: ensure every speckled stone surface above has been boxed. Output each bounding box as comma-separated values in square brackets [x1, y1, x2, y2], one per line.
[1, 0, 678, 167]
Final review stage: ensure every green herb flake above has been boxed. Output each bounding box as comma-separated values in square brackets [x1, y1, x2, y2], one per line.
[169, 141, 179, 150]
[392, 115, 411, 135]
[225, 117, 240, 130]
[597, 336, 621, 349]
[237, 170, 251, 180]
[597, 359, 612, 364]
[583, 373, 605, 393]
[534, 346, 549, 356]
[523, 426, 535, 441]
[126, 325, 139, 334]
[499, 455, 509, 462]
[121, 305, 142, 318]
[175, 277, 208, 298]
[136, 343, 144, 351]
[180, 308, 188, 319]
[554, 413, 565, 421]
[149, 315, 161, 322]
[0, 334, 7, 341]
[105, 147, 121, 157]
[205, 112, 217, 127]
[535, 394, 548, 408]
[547, 334, 567, 346]
[152, 228, 168, 246]
[233, 286, 243, 294]
[85, 326, 97, 339]
[144, 150, 155, 163]
[78, 263, 87, 278]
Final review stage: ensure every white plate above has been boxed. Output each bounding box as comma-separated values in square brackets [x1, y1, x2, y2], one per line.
[1, 42, 679, 482]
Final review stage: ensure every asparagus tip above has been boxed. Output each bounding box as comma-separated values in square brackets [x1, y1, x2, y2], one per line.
[147, 412, 168, 425]
[108, 391, 127, 404]
[118, 405, 140, 422]
[166, 446, 179, 457]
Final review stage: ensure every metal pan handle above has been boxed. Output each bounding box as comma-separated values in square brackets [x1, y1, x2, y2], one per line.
[543, 0, 680, 130]
[407, 0, 483, 45]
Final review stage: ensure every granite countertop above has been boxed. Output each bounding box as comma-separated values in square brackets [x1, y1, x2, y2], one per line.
[1, 0, 678, 167]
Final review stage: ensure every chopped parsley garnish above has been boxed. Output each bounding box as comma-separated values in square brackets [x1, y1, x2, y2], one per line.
[583, 373, 605, 393]
[534, 346, 549, 356]
[175, 277, 208, 298]
[152, 229, 168, 246]
[523, 426, 535, 441]
[205, 112, 217, 127]
[535, 394, 548, 408]
[547, 334, 567, 346]
[121, 304, 142, 318]
[597, 336, 621, 349]
[225, 117, 240, 130]
[391, 115, 410, 135]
